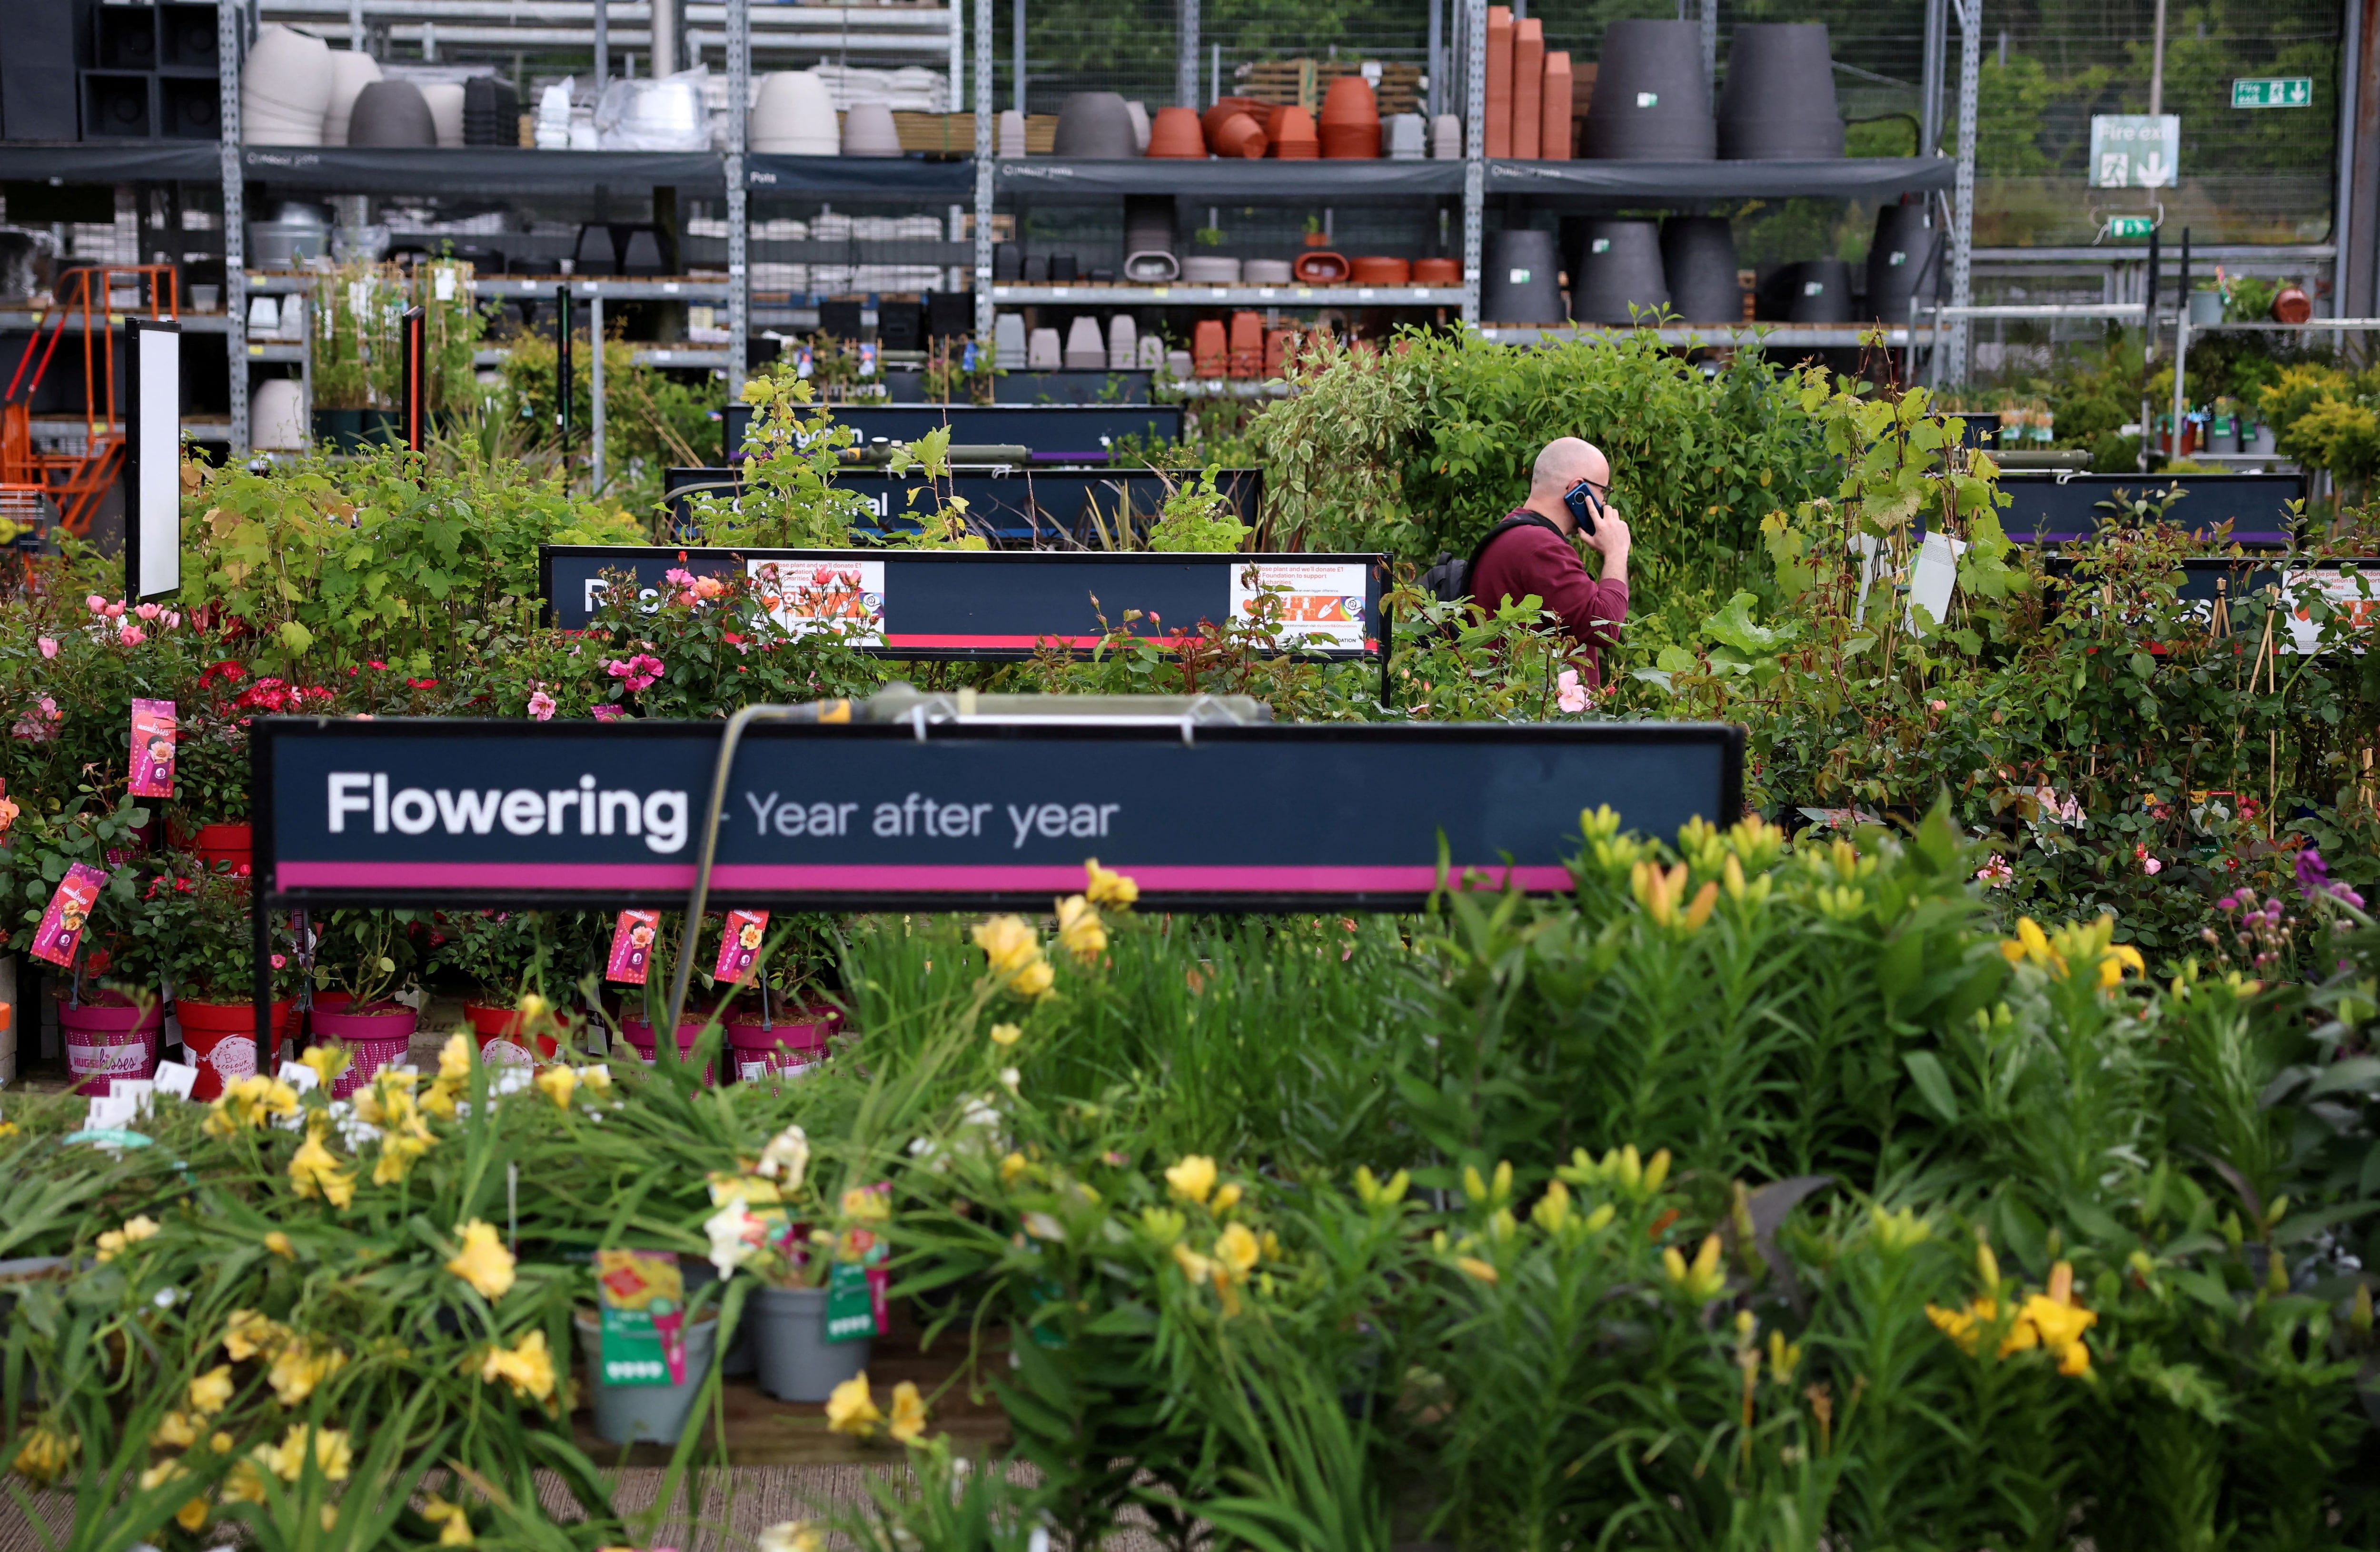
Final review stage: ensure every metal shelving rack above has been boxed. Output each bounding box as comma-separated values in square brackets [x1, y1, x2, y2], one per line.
[6, 0, 1987, 455]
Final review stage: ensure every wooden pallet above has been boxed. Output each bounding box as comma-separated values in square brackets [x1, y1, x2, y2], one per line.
[895, 112, 1058, 156]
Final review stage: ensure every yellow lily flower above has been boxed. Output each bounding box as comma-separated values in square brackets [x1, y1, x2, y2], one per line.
[1084, 859, 1140, 908]
[989, 1022, 1021, 1047]
[372, 1117, 436, 1186]
[1054, 895, 1107, 962]
[1532, 1180, 1573, 1234]
[446, 1220, 516, 1300]
[886, 1381, 928, 1444]
[10, 1425, 76, 1485]
[268, 1338, 346, 1407]
[533, 1064, 578, 1110]
[288, 1120, 355, 1208]
[95, 1215, 161, 1262]
[1166, 1155, 1218, 1205]
[298, 1045, 349, 1090]
[188, 1364, 235, 1416]
[971, 915, 1041, 977]
[1664, 1234, 1726, 1301]
[1457, 1256, 1500, 1284]
[1211, 1183, 1243, 1213]
[1009, 957, 1055, 999]
[155, 1411, 198, 1449]
[423, 1496, 476, 1546]
[222, 1309, 288, 1362]
[1213, 1223, 1259, 1278]
[439, 1032, 474, 1080]
[264, 1231, 295, 1259]
[825, 1374, 881, 1437]
[478, 1329, 556, 1403]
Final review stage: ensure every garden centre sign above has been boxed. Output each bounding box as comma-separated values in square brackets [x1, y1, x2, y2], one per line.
[251, 717, 1744, 914]
[2090, 115, 2180, 188]
[541, 546, 1385, 661]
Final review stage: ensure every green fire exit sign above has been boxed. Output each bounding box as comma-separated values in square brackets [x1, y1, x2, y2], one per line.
[2107, 216, 2157, 239]
[2232, 77, 2313, 108]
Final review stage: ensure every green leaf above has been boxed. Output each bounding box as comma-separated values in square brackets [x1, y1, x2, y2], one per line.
[1903, 1051, 1959, 1124]
[1700, 591, 1800, 656]
[278, 619, 316, 656]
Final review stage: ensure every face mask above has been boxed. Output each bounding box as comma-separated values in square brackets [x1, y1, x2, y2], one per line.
[1562, 477, 1604, 535]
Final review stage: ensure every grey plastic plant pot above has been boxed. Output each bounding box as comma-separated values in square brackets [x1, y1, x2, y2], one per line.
[680, 1260, 754, 1378]
[573, 1309, 719, 1446]
[1567, 218, 1669, 324]
[751, 1284, 871, 1403]
[1716, 24, 1845, 160]
[1661, 215, 1742, 325]
[1582, 20, 1716, 161]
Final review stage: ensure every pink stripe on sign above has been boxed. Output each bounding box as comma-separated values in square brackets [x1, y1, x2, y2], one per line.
[277, 860, 1576, 894]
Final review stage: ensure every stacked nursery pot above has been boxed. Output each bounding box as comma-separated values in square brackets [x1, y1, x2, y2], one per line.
[1242, 258, 1293, 285]
[312, 999, 419, 1097]
[1717, 25, 1845, 159]
[751, 71, 839, 155]
[421, 82, 466, 147]
[1146, 107, 1206, 158]
[60, 991, 161, 1096]
[1511, 18, 1545, 158]
[242, 24, 335, 145]
[1053, 92, 1140, 158]
[1486, 6, 1514, 156]
[346, 81, 437, 148]
[1584, 20, 1714, 159]
[1063, 316, 1107, 369]
[322, 49, 383, 146]
[726, 1006, 839, 1083]
[1479, 229, 1566, 324]
[1661, 216, 1744, 324]
[1568, 219, 1670, 323]
[1864, 202, 1939, 321]
[1268, 106, 1320, 159]
[1123, 196, 1179, 281]
[842, 102, 902, 157]
[1207, 110, 1267, 158]
[1318, 76, 1380, 159]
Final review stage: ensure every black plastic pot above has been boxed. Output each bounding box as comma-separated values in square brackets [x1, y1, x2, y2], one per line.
[993, 243, 1023, 281]
[1660, 216, 1742, 324]
[346, 81, 437, 148]
[1582, 20, 1716, 161]
[1718, 24, 1845, 159]
[1567, 219, 1670, 324]
[1864, 202, 1939, 321]
[1052, 91, 1139, 158]
[1479, 229, 1567, 324]
[1760, 258, 1855, 322]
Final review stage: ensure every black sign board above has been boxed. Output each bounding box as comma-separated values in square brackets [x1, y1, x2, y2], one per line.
[2001, 473, 2303, 546]
[659, 466, 1260, 545]
[252, 717, 1744, 914]
[538, 545, 1384, 662]
[833, 405, 1184, 461]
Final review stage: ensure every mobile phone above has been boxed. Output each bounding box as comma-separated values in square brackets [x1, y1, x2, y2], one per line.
[1562, 477, 1603, 536]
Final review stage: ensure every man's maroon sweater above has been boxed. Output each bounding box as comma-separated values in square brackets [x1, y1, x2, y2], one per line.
[1468, 511, 1629, 686]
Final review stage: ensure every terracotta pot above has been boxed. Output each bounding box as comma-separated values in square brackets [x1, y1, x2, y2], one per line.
[310, 1002, 419, 1098]
[1511, 18, 1545, 159]
[176, 998, 295, 1100]
[1267, 105, 1319, 159]
[192, 822, 253, 871]
[2273, 286, 2313, 324]
[1210, 112, 1267, 159]
[1292, 250, 1350, 284]
[1350, 256, 1412, 286]
[59, 992, 161, 1097]
[466, 1001, 557, 1065]
[1318, 77, 1380, 159]
[1201, 96, 1269, 149]
[1485, 6, 1515, 159]
[1145, 105, 1206, 158]
[1227, 311, 1264, 378]
[1541, 51, 1575, 162]
[1191, 318, 1228, 378]
[1263, 326, 1299, 377]
[1412, 257, 1461, 285]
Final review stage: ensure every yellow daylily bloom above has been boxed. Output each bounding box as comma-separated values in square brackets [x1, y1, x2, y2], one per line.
[1211, 1182, 1243, 1214]
[439, 1032, 474, 1080]
[447, 1220, 516, 1301]
[188, 1365, 235, 1416]
[533, 1065, 578, 1110]
[220, 1460, 268, 1504]
[971, 915, 1041, 977]
[1353, 1166, 1409, 1208]
[176, 1495, 209, 1532]
[479, 1328, 556, 1403]
[579, 1064, 613, 1094]
[288, 1120, 355, 1209]
[264, 1231, 295, 1259]
[1680, 880, 1720, 931]
[423, 1496, 475, 1546]
[208, 1432, 234, 1456]
[1009, 958, 1055, 999]
[139, 1457, 187, 1493]
[268, 1338, 346, 1406]
[1663, 1234, 1726, 1301]
[1054, 894, 1107, 962]
[298, 1045, 349, 1090]
[999, 1151, 1029, 1184]
[886, 1381, 929, 1444]
[989, 1022, 1021, 1047]
[825, 1374, 881, 1436]
[1213, 1223, 1260, 1278]
[1166, 1155, 1218, 1204]
[262, 1423, 351, 1483]
[1172, 1241, 1215, 1285]
[1457, 1256, 1500, 1285]
[155, 1411, 198, 1449]
[1532, 1180, 1574, 1234]
[1084, 859, 1140, 908]
[373, 1117, 436, 1186]
[95, 1215, 161, 1262]
[10, 1426, 76, 1485]
[222, 1309, 288, 1362]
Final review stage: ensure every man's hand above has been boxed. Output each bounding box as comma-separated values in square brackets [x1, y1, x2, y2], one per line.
[1580, 508, 1631, 585]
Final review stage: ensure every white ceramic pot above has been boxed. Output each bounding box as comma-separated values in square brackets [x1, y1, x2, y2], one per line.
[252, 378, 307, 451]
[421, 82, 466, 148]
[1125, 100, 1151, 153]
[1431, 113, 1464, 159]
[1107, 315, 1139, 370]
[842, 102, 902, 157]
[751, 70, 838, 155]
[323, 49, 383, 146]
[242, 25, 334, 145]
[997, 109, 1027, 158]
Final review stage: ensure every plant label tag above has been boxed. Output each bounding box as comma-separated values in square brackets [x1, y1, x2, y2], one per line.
[595, 1248, 685, 1386]
[112, 1078, 155, 1117]
[152, 1060, 200, 1100]
[63, 1127, 152, 1152]
[824, 1259, 877, 1342]
[606, 910, 661, 984]
[30, 863, 109, 967]
[434, 268, 456, 300]
[714, 910, 769, 981]
[128, 699, 177, 799]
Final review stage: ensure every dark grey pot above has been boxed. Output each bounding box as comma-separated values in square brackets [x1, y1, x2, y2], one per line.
[1568, 218, 1670, 324]
[1660, 215, 1742, 325]
[1123, 195, 1177, 262]
[1717, 24, 1845, 160]
[345, 80, 437, 148]
[1864, 202, 1939, 321]
[1765, 258, 1855, 322]
[1479, 229, 1567, 325]
[1582, 20, 1716, 161]
[1052, 91, 1139, 158]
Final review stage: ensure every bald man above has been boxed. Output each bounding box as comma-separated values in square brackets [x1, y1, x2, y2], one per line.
[1467, 436, 1633, 687]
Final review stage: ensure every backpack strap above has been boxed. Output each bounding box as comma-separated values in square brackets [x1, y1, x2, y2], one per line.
[1461, 510, 1567, 605]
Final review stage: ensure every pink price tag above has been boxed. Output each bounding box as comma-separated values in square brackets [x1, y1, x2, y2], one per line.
[30, 863, 109, 968]
[714, 909, 769, 981]
[606, 910, 660, 984]
[127, 698, 177, 799]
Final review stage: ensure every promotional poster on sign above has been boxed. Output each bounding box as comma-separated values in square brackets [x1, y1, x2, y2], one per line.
[606, 909, 661, 984]
[1229, 562, 1374, 653]
[31, 862, 109, 967]
[751, 559, 885, 645]
[128, 699, 177, 799]
[715, 909, 770, 980]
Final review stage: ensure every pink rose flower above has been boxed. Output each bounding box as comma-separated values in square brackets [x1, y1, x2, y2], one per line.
[1975, 857, 2013, 888]
[665, 567, 696, 586]
[119, 624, 145, 646]
[85, 594, 104, 613]
[135, 602, 160, 621]
[527, 689, 557, 721]
[591, 704, 623, 721]
[1930, 699, 1948, 712]
[1555, 668, 1589, 714]
[36, 637, 57, 659]
[103, 601, 123, 619]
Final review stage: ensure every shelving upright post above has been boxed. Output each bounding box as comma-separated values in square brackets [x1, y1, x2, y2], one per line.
[974, 0, 995, 339]
[1463, 0, 1485, 325]
[220, 0, 248, 452]
[1948, 0, 1981, 379]
[727, 0, 750, 397]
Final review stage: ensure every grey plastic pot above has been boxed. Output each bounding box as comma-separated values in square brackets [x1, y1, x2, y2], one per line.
[1582, 20, 1715, 161]
[1864, 202, 1939, 322]
[752, 1284, 871, 1403]
[1478, 229, 1567, 325]
[573, 1309, 718, 1446]
[1661, 215, 1742, 325]
[1567, 218, 1669, 324]
[1052, 91, 1140, 158]
[1717, 24, 1845, 160]
[345, 80, 437, 148]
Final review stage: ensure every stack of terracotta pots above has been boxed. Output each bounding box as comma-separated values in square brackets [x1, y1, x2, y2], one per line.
[1192, 318, 1229, 377]
[1269, 105, 1320, 158]
[1228, 312, 1265, 377]
[1147, 106, 1206, 158]
[1318, 76, 1379, 158]
[1481, 7, 1576, 160]
[1203, 98, 1269, 158]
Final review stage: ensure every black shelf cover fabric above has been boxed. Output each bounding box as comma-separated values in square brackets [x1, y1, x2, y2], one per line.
[240, 146, 728, 192]
[1486, 156, 1955, 199]
[0, 141, 220, 181]
[747, 155, 978, 198]
[995, 158, 1468, 198]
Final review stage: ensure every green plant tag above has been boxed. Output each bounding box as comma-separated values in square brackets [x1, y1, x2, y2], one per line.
[824, 1260, 875, 1342]
[599, 1302, 672, 1385]
[595, 1249, 686, 1386]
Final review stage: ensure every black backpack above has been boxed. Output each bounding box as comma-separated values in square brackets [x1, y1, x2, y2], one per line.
[1420, 511, 1567, 608]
